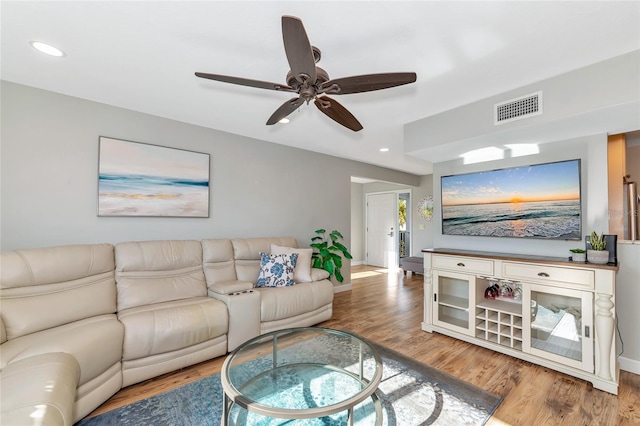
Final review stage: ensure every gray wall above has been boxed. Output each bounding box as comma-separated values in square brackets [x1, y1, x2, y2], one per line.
[350, 182, 364, 263]
[0, 81, 421, 286]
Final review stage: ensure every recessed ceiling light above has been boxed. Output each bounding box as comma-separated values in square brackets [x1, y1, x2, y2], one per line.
[278, 118, 290, 124]
[30, 41, 65, 57]
[379, 148, 389, 152]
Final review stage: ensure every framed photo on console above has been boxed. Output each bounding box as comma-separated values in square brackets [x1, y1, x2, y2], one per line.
[97, 137, 210, 217]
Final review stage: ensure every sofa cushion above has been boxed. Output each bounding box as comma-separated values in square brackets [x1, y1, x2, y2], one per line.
[271, 244, 313, 283]
[311, 268, 331, 281]
[0, 352, 80, 426]
[0, 243, 114, 288]
[0, 314, 123, 387]
[255, 280, 334, 322]
[115, 240, 207, 311]
[257, 252, 298, 288]
[202, 239, 237, 286]
[232, 237, 297, 283]
[0, 244, 116, 340]
[117, 297, 228, 361]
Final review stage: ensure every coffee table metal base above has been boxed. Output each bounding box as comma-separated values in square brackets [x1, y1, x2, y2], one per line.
[220, 328, 383, 425]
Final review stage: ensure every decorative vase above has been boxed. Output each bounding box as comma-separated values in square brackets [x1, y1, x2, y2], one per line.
[587, 249, 609, 264]
[571, 252, 586, 262]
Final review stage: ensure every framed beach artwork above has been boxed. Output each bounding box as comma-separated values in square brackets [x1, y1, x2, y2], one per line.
[98, 137, 210, 217]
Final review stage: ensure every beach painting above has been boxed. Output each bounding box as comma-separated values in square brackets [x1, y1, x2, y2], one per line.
[98, 137, 210, 217]
[441, 159, 581, 240]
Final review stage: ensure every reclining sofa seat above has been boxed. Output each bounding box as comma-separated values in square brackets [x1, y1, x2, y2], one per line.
[114, 240, 228, 387]
[202, 237, 334, 350]
[0, 244, 124, 424]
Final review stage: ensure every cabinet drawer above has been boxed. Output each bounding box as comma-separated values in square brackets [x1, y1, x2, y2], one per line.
[432, 255, 494, 275]
[503, 262, 594, 290]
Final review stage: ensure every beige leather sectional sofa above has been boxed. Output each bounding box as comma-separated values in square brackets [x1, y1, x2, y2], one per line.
[0, 237, 334, 425]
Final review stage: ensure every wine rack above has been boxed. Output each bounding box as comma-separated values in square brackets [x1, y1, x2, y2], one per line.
[475, 300, 523, 351]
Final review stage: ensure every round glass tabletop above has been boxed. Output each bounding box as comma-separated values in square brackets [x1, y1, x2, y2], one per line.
[221, 327, 383, 425]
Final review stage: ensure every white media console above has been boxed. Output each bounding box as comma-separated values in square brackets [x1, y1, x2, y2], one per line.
[421, 248, 619, 394]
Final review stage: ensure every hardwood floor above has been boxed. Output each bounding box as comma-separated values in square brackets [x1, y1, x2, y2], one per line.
[86, 265, 640, 425]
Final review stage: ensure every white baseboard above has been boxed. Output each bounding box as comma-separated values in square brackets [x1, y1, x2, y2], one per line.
[351, 260, 363, 266]
[619, 356, 640, 375]
[333, 283, 352, 293]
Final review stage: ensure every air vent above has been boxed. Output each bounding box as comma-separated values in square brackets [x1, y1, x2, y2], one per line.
[494, 91, 542, 125]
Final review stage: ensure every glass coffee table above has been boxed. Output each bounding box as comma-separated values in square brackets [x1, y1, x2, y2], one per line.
[221, 327, 383, 425]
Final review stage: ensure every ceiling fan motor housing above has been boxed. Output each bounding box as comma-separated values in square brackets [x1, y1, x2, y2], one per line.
[287, 66, 329, 103]
[286, 67, 329, 89]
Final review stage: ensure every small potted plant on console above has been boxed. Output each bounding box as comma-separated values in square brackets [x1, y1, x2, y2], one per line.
[569, 248, 587, 262]
[587, 231, 609, 264]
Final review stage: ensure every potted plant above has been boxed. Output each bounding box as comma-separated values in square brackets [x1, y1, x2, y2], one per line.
[587, 231, 609, 264]
[569, 248, 587, 262]
[310, 229, 353, 282]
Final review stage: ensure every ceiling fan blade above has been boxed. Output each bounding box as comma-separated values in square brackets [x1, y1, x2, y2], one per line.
[195, 72, 296, 92]
[319, 72, 417, 95]
[281, 16, 317, 85]
[266, 97, 306, 125]
[314, 96, 363, 132]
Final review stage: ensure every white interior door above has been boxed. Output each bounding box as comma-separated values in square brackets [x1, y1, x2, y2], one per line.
[366, 193, 398, 268]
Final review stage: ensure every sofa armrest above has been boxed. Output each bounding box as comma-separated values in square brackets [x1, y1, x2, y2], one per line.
[208, 290, 260, 351]
[208, 280, 253, 295]
[1, 352, 80, 426]
[310, 268, 330, 281]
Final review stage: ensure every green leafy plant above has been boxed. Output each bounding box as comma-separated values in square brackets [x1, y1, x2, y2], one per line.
[570, 248, 586, 254]
[310, 229, 353, 282]
[398, 199, 406, 228]
[589, 231, 607, 251]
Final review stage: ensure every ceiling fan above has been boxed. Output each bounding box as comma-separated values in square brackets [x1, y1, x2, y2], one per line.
[195, 15, 417, 132]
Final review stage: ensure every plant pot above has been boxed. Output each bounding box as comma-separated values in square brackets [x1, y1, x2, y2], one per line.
[571, 252, 586, 262]
[587, 249, 609, 264]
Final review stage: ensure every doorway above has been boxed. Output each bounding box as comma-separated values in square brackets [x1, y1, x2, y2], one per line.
[365, 191, 411, 269]
[366, 193, 396, 268]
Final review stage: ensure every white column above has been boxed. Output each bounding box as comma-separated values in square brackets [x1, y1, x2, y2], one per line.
[594, 292, 615, 381]
[422, 253, 434, 332]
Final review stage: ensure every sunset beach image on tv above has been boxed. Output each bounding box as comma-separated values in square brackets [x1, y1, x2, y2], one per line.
[441, 159, 581, 240]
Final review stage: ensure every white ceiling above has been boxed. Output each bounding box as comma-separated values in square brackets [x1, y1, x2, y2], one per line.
[2, 1, 639, 176]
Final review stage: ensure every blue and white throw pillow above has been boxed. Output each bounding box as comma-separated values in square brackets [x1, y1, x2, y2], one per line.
[256, 252, 299, 288]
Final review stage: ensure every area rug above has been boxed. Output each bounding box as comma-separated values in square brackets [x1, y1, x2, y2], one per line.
[77, 334, 501, 426]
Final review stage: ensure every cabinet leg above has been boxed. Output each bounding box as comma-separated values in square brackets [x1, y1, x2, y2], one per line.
[595, 293, 615, 381]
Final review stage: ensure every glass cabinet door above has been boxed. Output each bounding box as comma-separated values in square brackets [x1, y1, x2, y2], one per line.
[523, 283, 593, 372]
[432, 271, 475, 336]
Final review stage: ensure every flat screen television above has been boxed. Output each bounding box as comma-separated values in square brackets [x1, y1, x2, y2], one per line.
[441, 159, 582, 240]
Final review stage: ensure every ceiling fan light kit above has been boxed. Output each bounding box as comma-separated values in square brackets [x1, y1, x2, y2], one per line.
[196, 15, 416, 131]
